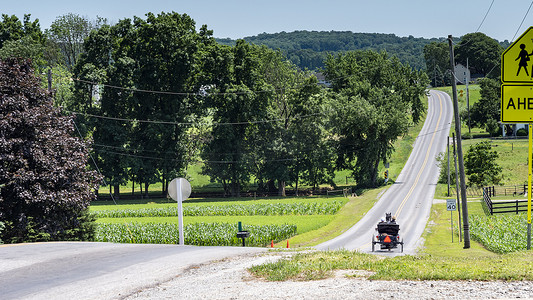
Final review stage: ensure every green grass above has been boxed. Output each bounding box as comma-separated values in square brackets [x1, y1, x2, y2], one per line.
[434, 138, 529, 198]
[249, 249, 533, 281]
[249, 200, 533, 281]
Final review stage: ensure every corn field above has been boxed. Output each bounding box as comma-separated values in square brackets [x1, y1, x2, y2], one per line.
[469, 214, 529, 254]
[95, 222, 297, 246]
[93, 201, 344, 218]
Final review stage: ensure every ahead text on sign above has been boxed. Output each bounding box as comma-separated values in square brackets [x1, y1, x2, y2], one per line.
[501, 84, 533, 122]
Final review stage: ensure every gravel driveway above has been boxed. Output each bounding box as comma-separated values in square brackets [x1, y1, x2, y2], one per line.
[124, 251, 533, 300]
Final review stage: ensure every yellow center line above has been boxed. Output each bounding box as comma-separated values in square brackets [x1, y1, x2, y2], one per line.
[356, 92, 444, 252]
[393, 92, 443, 218]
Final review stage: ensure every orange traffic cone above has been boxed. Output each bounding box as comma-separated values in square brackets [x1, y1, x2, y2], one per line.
[271, 240, 274, 248]
[286, 240, 290, 248]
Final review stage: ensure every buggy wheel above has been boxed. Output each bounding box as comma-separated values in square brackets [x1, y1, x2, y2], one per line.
[371, 236, 375, 252]
[400, 239, 404, 253]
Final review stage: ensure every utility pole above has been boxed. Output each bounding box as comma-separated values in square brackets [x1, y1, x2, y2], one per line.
[453, 133, 462, 242]
[434, 64, 437, 87]
[448, 35, 470, 249]
[447, 136, 450, 196]
[466, 58, 471, 134]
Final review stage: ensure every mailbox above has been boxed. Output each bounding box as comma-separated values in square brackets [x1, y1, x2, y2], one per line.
[236, 231, 249, 247]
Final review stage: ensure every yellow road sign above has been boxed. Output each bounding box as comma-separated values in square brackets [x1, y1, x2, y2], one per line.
[501, 84, 533, 122]
[502, 27, 533, 83]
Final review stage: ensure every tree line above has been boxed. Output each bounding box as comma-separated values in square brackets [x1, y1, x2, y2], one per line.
[218, 30, 441, 71]
[218, 30, 510, 73]
[0, 12, 428, 199]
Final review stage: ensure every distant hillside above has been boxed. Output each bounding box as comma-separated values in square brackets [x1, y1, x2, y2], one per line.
[217, 31, 446, 71]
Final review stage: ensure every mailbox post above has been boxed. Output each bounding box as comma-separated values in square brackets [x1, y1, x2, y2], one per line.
[236, 221, 249, 247]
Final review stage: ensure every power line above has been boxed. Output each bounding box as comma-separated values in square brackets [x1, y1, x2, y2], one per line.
[65, 109, 324, 126]
[451, 0, 495, 46]
[70, 62, 387, 98]
[93, 143, 255, 157]
[74, 78, 195, 96]
[93, 147, 298, 164]
[72, 119, 117, 205]
[512, 0, 533, 41]
[476, 0, 495, 32]
[73, 77, 312, 97]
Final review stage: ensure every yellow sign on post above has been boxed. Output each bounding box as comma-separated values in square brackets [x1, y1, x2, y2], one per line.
[502, 26, 533, 83]
[501, 84, 533, 122]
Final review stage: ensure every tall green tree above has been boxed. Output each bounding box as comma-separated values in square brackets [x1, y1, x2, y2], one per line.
[423, 41, 449, 87]
[47, 13, 105, 69]
[202, 40, 269, 197]
[455, 32, 503, 79]
[92, 56, 136, 198]
[324, 50, 428, 187]
[0, 14, 47, 70]
[466, 78, 501, 134]
[0, 14, 43, 49]
[464, 141, 502, 187]
[129, 12, 206, 196]
[0, 58, 100, 243]
[256, 50, 335, 195]
[256, 49, 312, 195]
[288, 86, 336, 192]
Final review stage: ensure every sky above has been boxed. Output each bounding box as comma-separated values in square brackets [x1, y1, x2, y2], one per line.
[2, 0, 533, 42]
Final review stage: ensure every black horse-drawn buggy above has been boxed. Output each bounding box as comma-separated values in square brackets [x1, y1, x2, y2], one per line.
[371, 213, 403, 252]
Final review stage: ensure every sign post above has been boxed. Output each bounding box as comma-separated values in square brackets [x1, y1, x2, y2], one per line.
[168, 178, 192, 245]
[501, 27, 533, 249]
[447, 199, 457, 242]
[527, 127, 531, 250]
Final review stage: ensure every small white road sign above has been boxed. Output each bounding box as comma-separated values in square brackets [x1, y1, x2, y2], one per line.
[446, 199, 457, 211]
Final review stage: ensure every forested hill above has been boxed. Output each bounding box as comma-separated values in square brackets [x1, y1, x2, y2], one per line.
[217, 31, 445, 71]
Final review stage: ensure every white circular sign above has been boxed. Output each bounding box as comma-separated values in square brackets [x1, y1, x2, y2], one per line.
[168, 178, 191, 201]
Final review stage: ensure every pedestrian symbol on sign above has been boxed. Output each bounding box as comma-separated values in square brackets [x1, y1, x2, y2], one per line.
[502, 27, 533, 83]
[515, 43, 530, 77]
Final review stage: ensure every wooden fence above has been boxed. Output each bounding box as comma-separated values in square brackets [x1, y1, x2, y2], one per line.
[482, 186, 530, 215]
[449, 185, 527, 198]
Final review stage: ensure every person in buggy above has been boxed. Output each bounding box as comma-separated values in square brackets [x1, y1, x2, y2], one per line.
[372, 213, 403, 252]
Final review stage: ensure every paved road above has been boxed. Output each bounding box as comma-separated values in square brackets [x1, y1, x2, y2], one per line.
[316, 90, 453, 254]
[0, 242, 265, 299]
